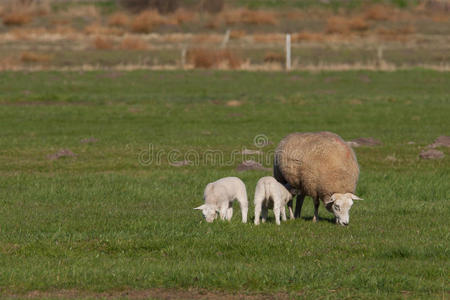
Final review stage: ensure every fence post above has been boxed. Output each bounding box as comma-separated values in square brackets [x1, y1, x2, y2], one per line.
[286, 33, 291, 71]
[181, 47, 186, 69]
[221, 29, 231, 48]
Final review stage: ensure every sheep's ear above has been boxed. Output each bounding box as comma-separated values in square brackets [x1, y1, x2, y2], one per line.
[194, 204, 206, 210]
[324, 194, 336, 204]
[349, 193, 363, 201]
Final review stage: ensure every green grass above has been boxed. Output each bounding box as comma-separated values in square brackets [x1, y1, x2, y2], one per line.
[0, 70, 449, 298]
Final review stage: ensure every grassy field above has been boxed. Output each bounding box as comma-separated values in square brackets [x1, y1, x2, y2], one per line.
[0, 70, 449, 298]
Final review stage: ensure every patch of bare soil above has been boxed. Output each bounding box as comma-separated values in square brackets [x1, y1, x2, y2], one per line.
[6, 288, 294, 299]
[347, 137, 382, 147]
[427, 135, 450, 148]
[419, 149, 444, 160]
[236, 160, 271, 172]
[47, 149, 77, 160]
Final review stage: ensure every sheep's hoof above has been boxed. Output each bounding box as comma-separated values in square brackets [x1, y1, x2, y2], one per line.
[312, 216, 318, 223]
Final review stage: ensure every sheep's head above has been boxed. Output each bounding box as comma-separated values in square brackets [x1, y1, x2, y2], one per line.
[325, 193, 363, 226]
[194, 204, 218, 223]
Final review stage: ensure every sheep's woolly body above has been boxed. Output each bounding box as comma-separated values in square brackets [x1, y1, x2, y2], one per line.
[274, 132, 359, 203]
[197, 177, 248, 223]
[254, 176, 294, 225]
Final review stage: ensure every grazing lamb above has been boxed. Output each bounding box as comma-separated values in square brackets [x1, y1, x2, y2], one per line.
[273, 131, 363, 226]
[194, 177, 248, 223]
[254, 176, 295, 225]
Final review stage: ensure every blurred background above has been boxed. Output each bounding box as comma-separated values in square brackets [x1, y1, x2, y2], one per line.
[0, 0, 449, 71]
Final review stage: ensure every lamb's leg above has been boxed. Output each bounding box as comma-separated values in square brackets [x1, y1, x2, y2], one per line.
[227, 207, 233, 221]
[281, 204, 287, 222]
[261, 204, 268, 223]
[294, 194, 305, 219]
[312, 198, 320, 223]
[254, 200, 262, 225]
[287, 199, 295, 220]
[219, 203, 228, 221]
[237, 197, 248, 224]
[273, 199, 281, 225]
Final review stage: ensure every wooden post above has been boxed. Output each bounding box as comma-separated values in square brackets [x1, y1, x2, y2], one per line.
[286, 34, 291, 71]
[221, 29, 231, 48]
[181, 47, 186, 69]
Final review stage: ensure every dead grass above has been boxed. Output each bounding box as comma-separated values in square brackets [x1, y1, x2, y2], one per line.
[85, 24, 124, 36]
[92, 36, 114, 50]
[2, 11, 32, 26]
[292, 31, 324, 42]
[364, 4, 393, 21]
[20, 51, 52, 63]
[61, 5, 99, 19]
[120, 36, 148, 50]
[171, 8, 196, 25]
[192, 34, 222, 44]
[108, 12, 130, 28]
[223, 9, 278, 25]
[230, 30, 246, 40]
[253, 33, 283, 43]
[263, 52, 284, 63]
[325, 16, 370, 35]
[10, 27, 47, 40]
[188, 48, 242, 69]
[131, 10, 174, 33]
[376, 25, 416, 41]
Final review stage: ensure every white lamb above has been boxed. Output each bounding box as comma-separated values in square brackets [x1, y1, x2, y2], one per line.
[254, 176, 295, 225]
[194, 177, 248, 223]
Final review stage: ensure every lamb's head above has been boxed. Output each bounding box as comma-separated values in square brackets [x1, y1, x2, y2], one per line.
[325, 193, 363, 226]
[194, 204, 218, 223]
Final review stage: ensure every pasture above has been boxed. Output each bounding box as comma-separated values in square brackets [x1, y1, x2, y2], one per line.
[0, 70, 449, 298]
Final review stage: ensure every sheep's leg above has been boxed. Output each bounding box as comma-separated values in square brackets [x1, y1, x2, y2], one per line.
[227, 207, 233, 221]
[273, 200, 281, 225]
[294, 194, 305, 219]
[261, 204, 268, 223]
[281, 205, 287, 222]
[219, 204, 228, 221]
[287, 199, 295, 220]
[254, 200, 262, 225]
[312, 198, 320, 223]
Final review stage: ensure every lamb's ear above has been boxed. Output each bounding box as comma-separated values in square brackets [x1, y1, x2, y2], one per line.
[194, 204, 206, 210]
[324, 194, 337, 204]
[349, 193, 363, 201]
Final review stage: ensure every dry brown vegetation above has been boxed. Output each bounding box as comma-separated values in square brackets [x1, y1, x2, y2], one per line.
[108, 12, 130, 28]
[93, 36, 114, 50]
[20, 51, 51, 63]
[85, 24, 124, 36]
[172, 8, 195, 25]
[325, 16, 370, 35]
[230, 30, 246, 40]
[223, 9, 278, 25]
[264, 52, 284, 63]
[292, 31, 324, 42]
[130, 10, 174, 33]
[188, 48, 242, 69]
[253, 33, 283, 43]
[364, 4, 394, 21]
[120, 36, 148, 50]
[377, 25, 416, 41]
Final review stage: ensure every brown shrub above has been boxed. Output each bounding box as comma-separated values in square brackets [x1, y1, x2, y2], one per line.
[364, 4, 393, 21]
[131, 10, 173, 33]
[377, 25, 416, 41]
[120, 36, 148, 50]
[2, 11, 32, 26]
[171, 8, 195, 25]
[253, 33, 283, 43]
[188, 48, 242, 69]
[93, 36, 114, 49]
[325, 16, 370, 34]
[202, 0, 224, 14]
[264, 52, 284, 63]
[20, 51, 51, 63]
[120, 0, 179, 14]
[224, 9, 278, 25]
[292, 31, 324, 42]
[348, 17, 370, 31]
[108, 12, 130, 28]
[85, 23, 124, 35]
[230, 30, 246, 40]
[192, 34, 222, 44]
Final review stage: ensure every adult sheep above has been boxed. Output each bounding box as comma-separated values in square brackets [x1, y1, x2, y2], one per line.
[273, 131, 363, 226]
